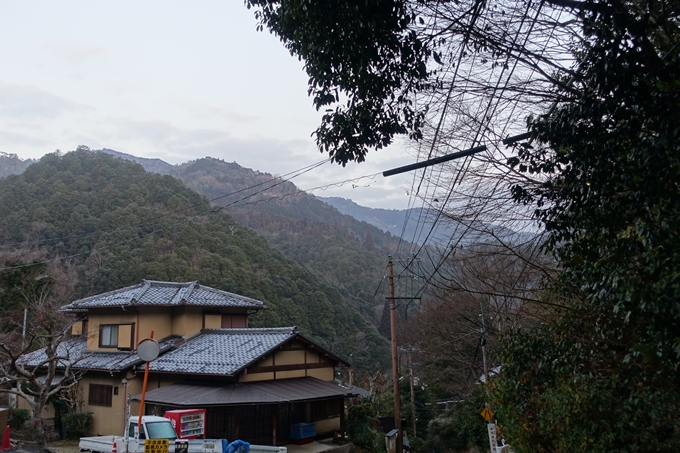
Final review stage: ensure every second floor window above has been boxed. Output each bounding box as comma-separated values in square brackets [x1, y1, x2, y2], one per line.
[100, 324, 119, 347]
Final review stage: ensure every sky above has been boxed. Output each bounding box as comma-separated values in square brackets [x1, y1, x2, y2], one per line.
[0, 1, 419, 209]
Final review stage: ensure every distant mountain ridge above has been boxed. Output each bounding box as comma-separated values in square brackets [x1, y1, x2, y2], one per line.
[99, 148, 176, 175]
[318, 196, 528, 246]
[0, 152, 36, 179]
[15, 147, 410, 328]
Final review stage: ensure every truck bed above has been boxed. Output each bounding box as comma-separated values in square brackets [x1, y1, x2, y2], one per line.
[79, 436, 285, 453]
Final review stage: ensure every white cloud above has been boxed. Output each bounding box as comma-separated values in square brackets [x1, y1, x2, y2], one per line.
[0, 0, 416, 209]
[0, 83, 92, 120]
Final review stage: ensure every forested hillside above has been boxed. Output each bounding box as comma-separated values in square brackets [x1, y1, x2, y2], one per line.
[0, 148, 415, 326]
[171, 158, 405, 324]
[0, 151, 389, 371]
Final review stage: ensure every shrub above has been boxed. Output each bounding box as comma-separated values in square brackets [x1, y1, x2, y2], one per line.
[347, 403, 383, 453]
[62, 412, 93, 439]
[8, 408, 30, 430]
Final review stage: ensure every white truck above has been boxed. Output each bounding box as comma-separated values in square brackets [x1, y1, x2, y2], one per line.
[79, 416, 287, 453]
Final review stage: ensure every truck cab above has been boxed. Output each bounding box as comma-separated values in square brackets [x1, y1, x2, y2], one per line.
[127, 416, 178, 440]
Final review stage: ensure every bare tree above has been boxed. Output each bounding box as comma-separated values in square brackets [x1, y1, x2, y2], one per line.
[0, 252, 87, 441]
[404, 239, 554, 396]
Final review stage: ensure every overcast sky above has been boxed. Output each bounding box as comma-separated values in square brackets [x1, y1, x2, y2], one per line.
[0, 1, 419, 209]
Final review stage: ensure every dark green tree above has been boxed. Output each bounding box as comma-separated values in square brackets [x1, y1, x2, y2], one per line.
[247, 1, 680, 450]
[497, 1, 680, 451]
[246, 0, 431, 164]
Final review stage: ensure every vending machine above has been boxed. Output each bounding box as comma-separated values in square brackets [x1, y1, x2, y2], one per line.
[165, 409, 207, 439]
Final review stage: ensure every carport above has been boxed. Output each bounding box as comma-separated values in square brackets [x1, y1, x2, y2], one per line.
[133, 377, 356, 445]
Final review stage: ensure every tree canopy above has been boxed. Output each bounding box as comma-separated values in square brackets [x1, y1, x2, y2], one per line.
[246, 0, 431, 164]
[247, 0, 680, 450]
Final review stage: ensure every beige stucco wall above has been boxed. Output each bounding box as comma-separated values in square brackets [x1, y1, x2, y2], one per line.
[78, 373, 129, 436]
[86, 312, 137, 350]
[307, 368, 334, 381]
[239, 341, 336, 382]
[75, 371, 181, 436]
[276, 350, 305, 365]
[170, 306, 203, 338]
[276, 370, 306, 379]
[137, 310, 173, 345]
[16, 395, 56, 419]
[315, 417, 341, 436]
[87, 309, 179, 351]
[240, 371, 275, 382]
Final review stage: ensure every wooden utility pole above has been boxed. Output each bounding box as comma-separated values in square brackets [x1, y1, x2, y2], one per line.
[388, 256, 402, 453]
[409, 352, 416, 438]
[480, 300, 490, 398]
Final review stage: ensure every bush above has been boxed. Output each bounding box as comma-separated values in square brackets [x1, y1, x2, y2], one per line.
[8, 408, 30, 430]
[347, 403, 384, 453]
[62, 412, 93, 439]
[424, 387, 489, 453]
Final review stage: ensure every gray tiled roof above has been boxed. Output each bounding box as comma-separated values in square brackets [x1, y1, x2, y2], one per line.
[146, 328, 298, 376]
[61, 280, 265, 311]
[20, 327, 346, 377]
[19, 336, 179, 372]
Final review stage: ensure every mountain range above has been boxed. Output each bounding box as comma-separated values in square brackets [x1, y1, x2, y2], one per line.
[0, 150, 392, 371]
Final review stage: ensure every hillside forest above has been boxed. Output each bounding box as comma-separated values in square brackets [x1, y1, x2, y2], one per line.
[0, 150, 390, 372]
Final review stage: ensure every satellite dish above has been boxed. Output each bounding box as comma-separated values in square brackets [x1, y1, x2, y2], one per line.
[137, 338, 160, 361]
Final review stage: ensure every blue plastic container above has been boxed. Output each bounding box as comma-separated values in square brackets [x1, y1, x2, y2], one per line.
[290, 423, 316, 440]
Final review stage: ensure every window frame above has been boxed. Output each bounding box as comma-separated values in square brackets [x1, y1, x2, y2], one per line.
[98, 323, 135, 349]
[89, 383, 113, 407]
[99, 324, 119, 348]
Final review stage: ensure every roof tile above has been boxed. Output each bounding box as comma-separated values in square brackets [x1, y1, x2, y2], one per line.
[61, 280, 265, 311]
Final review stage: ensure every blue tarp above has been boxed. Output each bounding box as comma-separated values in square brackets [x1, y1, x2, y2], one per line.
[224, 439, 250, 453]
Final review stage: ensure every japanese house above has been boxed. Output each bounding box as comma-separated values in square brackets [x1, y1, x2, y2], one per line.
[19, 280, 353, 444]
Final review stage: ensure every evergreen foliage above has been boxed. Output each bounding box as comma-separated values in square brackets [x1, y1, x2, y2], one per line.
[172, 157, 403, 325]
[245, 0, 680, 449]
[62, 412, 93, 439]
[246, 0, 431, 165]
[0, 150, 389, 371]
[346, 403, 383, 453]
[7, 408, 30, 430]
[497, 1, 680, 451]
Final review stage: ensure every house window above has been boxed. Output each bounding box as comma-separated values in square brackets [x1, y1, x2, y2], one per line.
[89, 384, 113, 407]
[99, 325, 119, 347]
[221, 314, 247, 328]
[99, 323, 134, 349]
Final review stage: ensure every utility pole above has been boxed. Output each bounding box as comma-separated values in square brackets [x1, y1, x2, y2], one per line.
[388, 256, 402, 453]
[409, 352, 416, 438]
[480, 300, 490, 398]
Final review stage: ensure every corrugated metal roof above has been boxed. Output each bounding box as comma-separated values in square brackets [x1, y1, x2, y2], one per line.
[133, 377, 356, 406]
[61, 280, 265, 311]
[146, 328, 298, 376]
